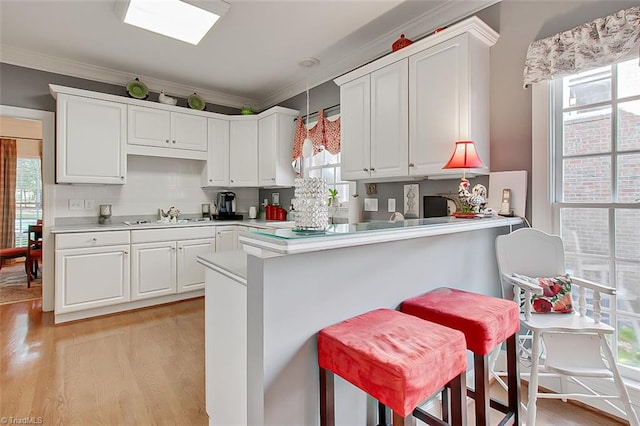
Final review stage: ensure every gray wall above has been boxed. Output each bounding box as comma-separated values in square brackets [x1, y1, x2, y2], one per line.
[0, 63, 239, 114]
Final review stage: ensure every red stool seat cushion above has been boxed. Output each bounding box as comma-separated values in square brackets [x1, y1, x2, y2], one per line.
[318, 308, 467, 417]
[401, 288, 520, 355]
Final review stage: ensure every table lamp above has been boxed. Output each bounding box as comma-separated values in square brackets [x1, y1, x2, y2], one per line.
[442, 140, 485, 216]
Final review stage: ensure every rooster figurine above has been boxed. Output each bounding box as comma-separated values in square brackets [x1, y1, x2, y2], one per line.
[457, 179, 487, 213]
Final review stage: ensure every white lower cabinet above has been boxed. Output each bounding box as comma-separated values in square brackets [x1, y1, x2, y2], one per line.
[55, 231, 131, 314]
[131, 227, 216, 300]
[215, 226, 239, 252]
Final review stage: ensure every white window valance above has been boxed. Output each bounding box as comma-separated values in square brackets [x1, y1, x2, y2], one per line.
[523, 6, 639, 88]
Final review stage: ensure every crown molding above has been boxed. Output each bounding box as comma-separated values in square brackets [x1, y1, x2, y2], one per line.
[257, 0, 500, 109]
[0, 44, 258, 109]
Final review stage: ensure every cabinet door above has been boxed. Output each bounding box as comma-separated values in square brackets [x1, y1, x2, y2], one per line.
[176, 238, 215, 293]
[172, 112, 207, 151]
[215, 227, 238, 252]
[55, 245, 130, 313]
[131, 241, 176, 300]
[258, 114, 277, 186]
[203, 118, 230, 187]
[409, 34, 469, 176]
[128, 106, 172, 148]
[57, 94, 127, 184]
[340, 75, 371, 180]
[229, 120, 258, 186]
[370, 60, 409, 178]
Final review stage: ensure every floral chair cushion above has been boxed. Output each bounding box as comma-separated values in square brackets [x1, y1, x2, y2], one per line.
[513, 273, 574, 314]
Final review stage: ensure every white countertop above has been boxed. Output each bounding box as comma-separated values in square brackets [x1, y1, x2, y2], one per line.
[197, 250, 247, 284]
[51, 219, 295, 234]
[240, 216, 523, 255]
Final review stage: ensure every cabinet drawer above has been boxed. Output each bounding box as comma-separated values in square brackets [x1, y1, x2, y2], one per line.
[56, 231, 130, 249]
[131, 226, 217, 244]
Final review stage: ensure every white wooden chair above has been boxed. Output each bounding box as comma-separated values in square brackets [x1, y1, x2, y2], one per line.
[495, 228, 639, 426]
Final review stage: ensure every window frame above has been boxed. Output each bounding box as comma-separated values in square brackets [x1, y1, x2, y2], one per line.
[532, 59, 640, 382]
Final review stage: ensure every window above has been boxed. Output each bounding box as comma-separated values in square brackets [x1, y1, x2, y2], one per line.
[304, 114, 350, 206]
[549, 57, 640, 380]
[15, 155, 42, 247]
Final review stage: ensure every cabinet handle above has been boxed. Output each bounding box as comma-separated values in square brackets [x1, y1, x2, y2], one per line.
[370, 168, 375, 172]
[230, 179, 234, 183]
[171, 247, 176, 251]
[178, 246, 183, 250]
[271, 177, 276, 181]
[124, 251, 129, 255]
[120, 176, 125, 179]
[166, 139, 170, 144]
[408, 163, 415, 167]
[209, 179, 212, 182]
[91, 238, 97, 242]
[363, 168, 369, 172]
[172, 140, 176, 144]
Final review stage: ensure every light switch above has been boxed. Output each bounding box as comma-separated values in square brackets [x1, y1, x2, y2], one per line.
[69, 199, 83, 211]
[364, 198, 378, 212]
[388, 198, 396, 212]
[84, 199, 95, 210]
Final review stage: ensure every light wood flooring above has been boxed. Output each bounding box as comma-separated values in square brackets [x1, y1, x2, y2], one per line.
[0, 298, 626, 425]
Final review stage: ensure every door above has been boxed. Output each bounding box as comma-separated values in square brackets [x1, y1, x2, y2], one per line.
[340, 75, 371, 180]
[258, 114, 277, 186]
[171, 112, 207, 151]
[55, 245, 130, 313]
[215, 227, 238, 252]
[409, 34, 468, 176]
[203, 118, 230, 186]
[370, 60, 409, 178]
[177, 238, 215, 292]
[229, 120, 258, 186]
[128, 105, 171, 148]
[131, 241, 176, 300]
[57, 94, 127, 184]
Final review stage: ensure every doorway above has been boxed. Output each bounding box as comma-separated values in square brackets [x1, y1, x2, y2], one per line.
[1, 117, 43, 304]
[0, 106, 55, 311]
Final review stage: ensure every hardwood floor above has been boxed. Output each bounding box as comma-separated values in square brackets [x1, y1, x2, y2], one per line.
[0, 298, 626, 425]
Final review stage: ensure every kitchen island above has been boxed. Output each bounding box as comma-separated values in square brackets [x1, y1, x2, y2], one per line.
[198, 216, 522, 425]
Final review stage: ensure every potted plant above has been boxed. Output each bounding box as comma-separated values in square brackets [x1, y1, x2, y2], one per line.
[328, 188, 339, 207]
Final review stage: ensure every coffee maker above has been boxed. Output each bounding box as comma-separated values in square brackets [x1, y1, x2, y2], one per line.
[213, 191, 243, 220]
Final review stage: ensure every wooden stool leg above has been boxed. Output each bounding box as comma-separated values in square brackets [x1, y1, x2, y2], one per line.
[319, 367, 335, 426]
[506, 333, 521, 425]
[449, 371, 468, 426]
[392, 411, 416, 426]
[474, 353, 490, 426]
[441, 388, 449, 423]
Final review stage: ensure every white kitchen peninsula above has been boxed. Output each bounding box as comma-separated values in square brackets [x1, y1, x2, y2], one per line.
[198, 216, 522, 425]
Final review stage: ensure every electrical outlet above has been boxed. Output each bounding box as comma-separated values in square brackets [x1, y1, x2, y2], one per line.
[272, 192, 280, 206]
[364, 198, 378, 212]
[69, 199, 83, 211]
[388, 198, 396, 212]
[84, 199, 95, 210]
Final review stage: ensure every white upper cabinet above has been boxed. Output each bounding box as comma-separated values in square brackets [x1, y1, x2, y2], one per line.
[341, 59, 408, 181]
[128, 105, 207, 159]
[258, 109, 298, 187]
[229, 120, 258, 187]
[335, 16, 497, 180]
[340, 75, 371, 181]
[202, 117, 230, 187]
[409, 33, 490, 177]
[370, 59, 409, 178]
[56, 94, 127, 184]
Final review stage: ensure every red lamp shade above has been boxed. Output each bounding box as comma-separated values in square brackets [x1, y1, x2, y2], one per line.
[442, 140, 485, 169]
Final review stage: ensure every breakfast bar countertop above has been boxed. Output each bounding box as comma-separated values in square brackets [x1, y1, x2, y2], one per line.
[240, 216, 523, 256]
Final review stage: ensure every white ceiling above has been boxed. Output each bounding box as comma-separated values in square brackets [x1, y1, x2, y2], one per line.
[0, 0, 497, 110]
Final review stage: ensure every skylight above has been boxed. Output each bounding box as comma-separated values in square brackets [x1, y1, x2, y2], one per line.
[122, 0, 228, 45]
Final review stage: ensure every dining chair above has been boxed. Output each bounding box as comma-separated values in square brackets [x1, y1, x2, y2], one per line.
[26, 224, 42, 287]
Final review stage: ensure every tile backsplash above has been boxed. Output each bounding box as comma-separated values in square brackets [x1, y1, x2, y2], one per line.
[53, 155, 258, 220]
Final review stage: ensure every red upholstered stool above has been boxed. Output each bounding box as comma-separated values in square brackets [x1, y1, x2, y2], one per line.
[318, 308, 468, 426]
[401, 288, 521, 426]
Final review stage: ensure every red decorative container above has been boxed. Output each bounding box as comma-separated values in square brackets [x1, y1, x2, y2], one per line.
[392, 34, 413, 52]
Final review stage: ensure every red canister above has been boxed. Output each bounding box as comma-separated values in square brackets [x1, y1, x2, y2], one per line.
[266, 204, 273, 220]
